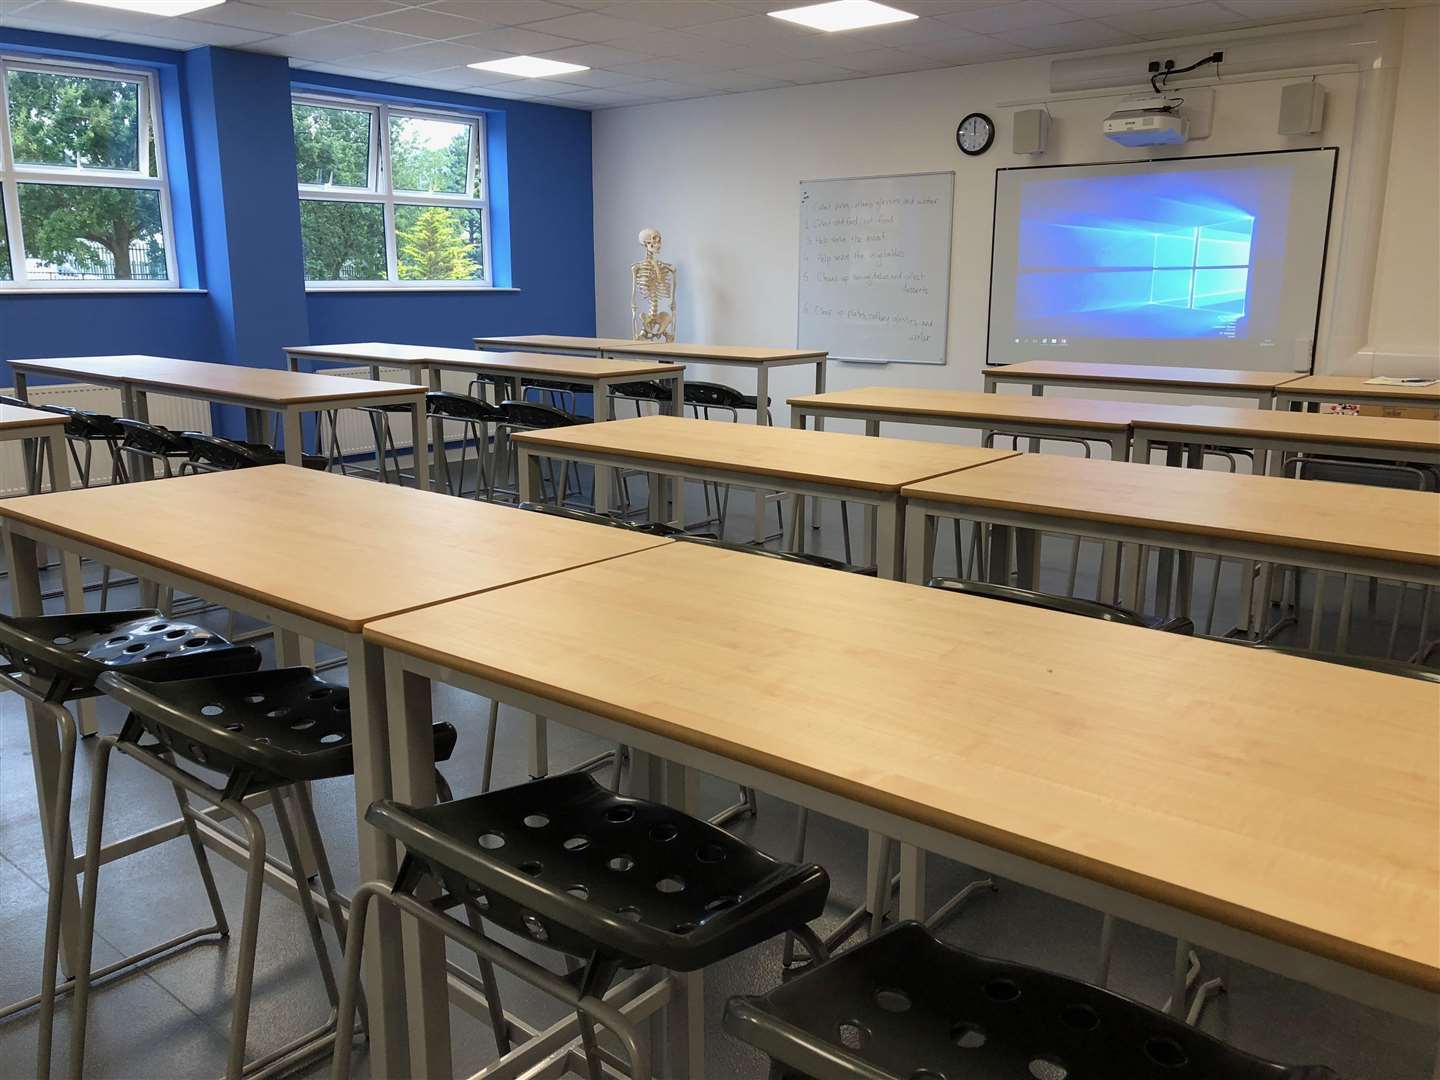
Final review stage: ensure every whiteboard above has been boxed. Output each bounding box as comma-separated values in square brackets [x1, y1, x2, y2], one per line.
[797, 171, 954, 365]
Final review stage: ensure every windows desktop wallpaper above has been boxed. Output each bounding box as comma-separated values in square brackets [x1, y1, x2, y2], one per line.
[1013, 166, 1293, 343]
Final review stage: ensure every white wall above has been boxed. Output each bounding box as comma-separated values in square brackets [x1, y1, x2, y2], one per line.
[1368, 5, 1440, 368]
[593, 9, 1439, 422]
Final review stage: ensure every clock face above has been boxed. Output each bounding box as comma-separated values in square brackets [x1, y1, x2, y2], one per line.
[957, 112, 995, 156]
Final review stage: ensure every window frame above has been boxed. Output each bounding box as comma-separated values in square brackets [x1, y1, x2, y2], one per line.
[294, 92, 491, 290]
[0, 54, 180, 291]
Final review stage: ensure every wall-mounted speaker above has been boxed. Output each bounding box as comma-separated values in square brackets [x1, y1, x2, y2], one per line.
[1012, 108, 1050, 155]
[1278, 82, 1325, 135]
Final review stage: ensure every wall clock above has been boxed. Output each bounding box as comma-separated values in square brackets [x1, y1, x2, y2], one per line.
[956, 112, 995, 156]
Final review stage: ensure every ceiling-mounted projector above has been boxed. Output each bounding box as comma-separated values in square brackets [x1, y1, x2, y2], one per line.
[1102, 94, 1189, 146]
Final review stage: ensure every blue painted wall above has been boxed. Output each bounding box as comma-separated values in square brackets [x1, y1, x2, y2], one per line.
[0, 29, 596, 395]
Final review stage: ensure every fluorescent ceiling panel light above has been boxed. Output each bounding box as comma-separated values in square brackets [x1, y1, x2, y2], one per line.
[62, 0, 227, 14]
[468, 56, 589, 78]
[768, 0, 917, 32]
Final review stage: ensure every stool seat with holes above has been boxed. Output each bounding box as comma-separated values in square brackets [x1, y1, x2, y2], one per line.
[62, 666, 460, 1080]
[332, 772, 829, 1079]
[0, 609, 260, 701]
[97, 666, 458, 797]
[725, 921, 1342, 1080]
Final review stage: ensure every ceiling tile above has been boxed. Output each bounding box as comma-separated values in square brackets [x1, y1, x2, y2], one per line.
[517, 9, 652, 40]
[688, 13, 824, 45]
[99, 30, 202, 48]
[994, 18, 1139, 49]
[356, 7, 500, 38]
[535, 42, 652, 67]
[246, 0, 410, 17]
[3, 0, 160, 33]
[1219, 0, 1371, 19]
[604, 77, 708, 97]
[908, 32, 1030, 62]
[452, 25, 581, 51]
[736, 58, 861, 82]
[187, 2, 332, 35]
[938, 1, 1082, 34]
[424, 0, 582, 20]
[592, 1, 748, 27]
[1051, 0, 1193, 15]
[616, 25, 716, 55]
[140, 18, 275, 46]
[253, 23, 425, 61]
[562, 86, 657, 105]
[1099, 0, 1248, 36]
[666, 67, 789, 90]
[538, 65, 641, 85]
[833, 47, 947, 74]
[605, 57, 716, 80]
[349, 40, 506, 71]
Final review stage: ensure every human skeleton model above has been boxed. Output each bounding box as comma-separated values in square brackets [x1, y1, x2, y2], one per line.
[630, 227, 677, 342]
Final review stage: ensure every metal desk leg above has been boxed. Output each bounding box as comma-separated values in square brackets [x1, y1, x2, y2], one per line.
[593, 380, 614, 515]
[810, 361, 826, 527]
[663, 759, 704, 1079]
[129, 389, 157, 482]
[903, 505, 933, 585]
[864, 420, 879, 568]
[282, 408, 304, 469]
[385, 656, 454, 1080]
[518, 447, 542, 504]
[875, 498, 902, 581]
[426, 366, 446, 492]
[43, 431, 98, 736]
[668, 374, 685, 522]
[344, 636, 408, 1079]
[410, 397, 431, 491]
[752, 366, 770, 544]
[6, 527, 84, 976]
[899, 844, 926, 922]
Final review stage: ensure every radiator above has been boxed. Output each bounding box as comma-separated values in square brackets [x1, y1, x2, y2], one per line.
[0, 382, 212, 497]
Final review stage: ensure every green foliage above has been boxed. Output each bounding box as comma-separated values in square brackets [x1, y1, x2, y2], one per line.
[388, 116, 470, 194]
[395, 205, 479, 281]
[299, 201, 386, 281]
[6, 69, 138, 170]
[4, 69, 166, 280]
[0, 198, 11, 281]
[292, 103, 372, 188]
[18, 185, 166, 280]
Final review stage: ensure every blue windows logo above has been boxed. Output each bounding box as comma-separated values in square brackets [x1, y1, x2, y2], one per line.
[1146, 218, 1254, 315]
[1014, 175, 1260, 340]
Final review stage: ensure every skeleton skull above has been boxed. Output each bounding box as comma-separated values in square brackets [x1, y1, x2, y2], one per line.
[638, 227, 662, 257]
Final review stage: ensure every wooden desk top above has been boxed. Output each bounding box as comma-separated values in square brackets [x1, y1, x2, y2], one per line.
[284, 342, 434, 365]
[439, 350, 683, 380]
[0, 466, 670, 633]
[0, 404, 67, 431]
[473, 335, 636, 352]
[904, 454, 1440, 567]
[787, 386, 1147, 431]
[986, 360, 1302, 391]
[11, 355, 424, 405]
[1278, 376, 1440, 403]
[1130, 404, 1440, 451]
[620, 341, 827, 364]
[472, 336, 827, 365]
[512, 414, 1016, 492]
[365, 541, 1440, 991]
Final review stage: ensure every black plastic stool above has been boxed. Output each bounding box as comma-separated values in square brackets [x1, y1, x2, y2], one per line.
[332, 772, 830, 1080]
[495, 398, 586, 504]
[179, 431, 327, 473]
[725, 921, 1342, 1080]
[428, 391, 502, 499]
[114, 417, 192, 479]
[0, 610, 258, 1078]
[67, 667, 458, 1080]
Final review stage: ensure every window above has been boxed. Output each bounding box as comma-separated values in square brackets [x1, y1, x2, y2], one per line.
[0, 57, 178, 290]
[293, 95, 489, 288]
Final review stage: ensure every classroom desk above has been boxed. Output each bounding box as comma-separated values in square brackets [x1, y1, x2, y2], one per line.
[0, 466, 671, 1080]
[366, 541, 1439, 1080]
[787, 385, 1151, 459]
[9, 354, 430, 486]
[1130, 404, 1440, 470]
[1275, 375, 1440, 414]
[284, 343, 685, 498]
[511, 414, 1015, 577]
[476, 337, 830, 541]
[901, 454, 1440, 626]
[984, 359, 1302, 407]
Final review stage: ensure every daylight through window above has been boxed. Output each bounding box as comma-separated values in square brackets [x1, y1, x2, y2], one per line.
[0, 56, 177, 289]
[293, 95, 488, 287]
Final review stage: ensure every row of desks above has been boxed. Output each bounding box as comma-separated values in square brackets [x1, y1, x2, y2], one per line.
[2, 464, 1435, 1079]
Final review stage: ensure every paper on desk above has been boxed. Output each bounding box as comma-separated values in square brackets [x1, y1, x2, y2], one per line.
[1365, 376, 1439, 386]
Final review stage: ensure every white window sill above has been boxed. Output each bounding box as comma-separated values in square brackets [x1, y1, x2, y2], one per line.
[305, 285, 519, 294]
[0, 288, 208, 296]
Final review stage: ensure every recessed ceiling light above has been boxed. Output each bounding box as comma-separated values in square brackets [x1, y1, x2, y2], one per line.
[468, 56, 589, 78]
[62, 0, 227, 15]
[769, 0, 917, 32]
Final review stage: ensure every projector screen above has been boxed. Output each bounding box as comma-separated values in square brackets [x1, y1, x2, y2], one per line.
[986, 149, 1337, 371]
